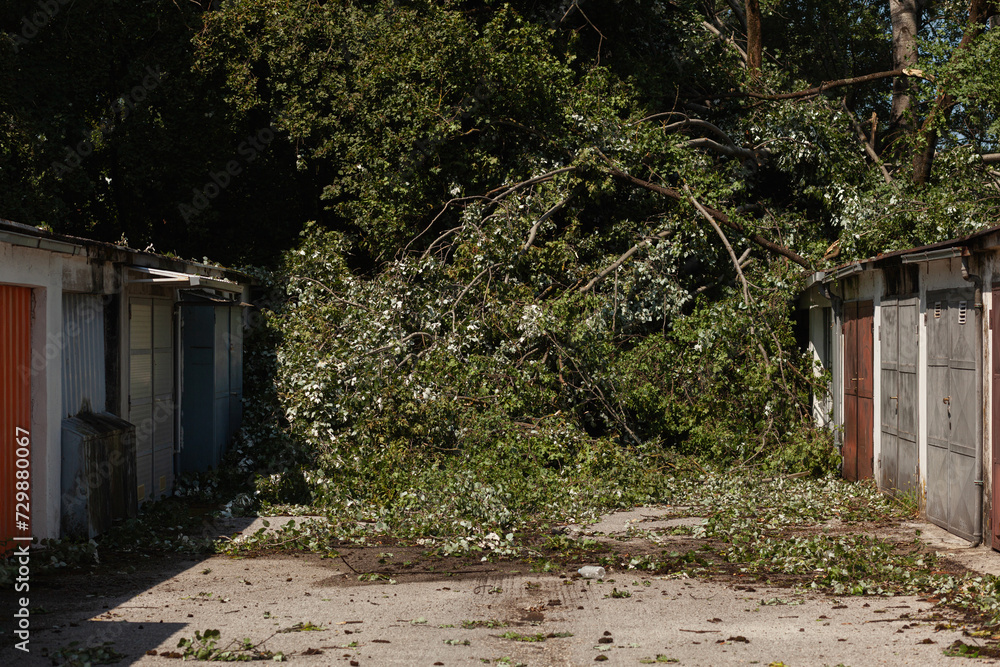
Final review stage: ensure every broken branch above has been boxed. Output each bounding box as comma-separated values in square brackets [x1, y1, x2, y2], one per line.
[685, 185, 751, 306]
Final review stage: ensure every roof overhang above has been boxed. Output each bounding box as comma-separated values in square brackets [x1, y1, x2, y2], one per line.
[900, 247, 967, 265]
[824, 262, 864, 282]
[178, 289, 251, 307]
[126, 266, 244, 293]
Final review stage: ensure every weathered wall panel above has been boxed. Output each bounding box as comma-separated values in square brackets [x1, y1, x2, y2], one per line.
[61, 293, 106, 417]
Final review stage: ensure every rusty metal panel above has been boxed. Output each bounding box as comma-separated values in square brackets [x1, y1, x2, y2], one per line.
[843, 302, 859, 480]
[62, 293, 106, 416]
[926, 288, 980, 542]
[857, 301, 874, 400]
[1, 285, 32, 556]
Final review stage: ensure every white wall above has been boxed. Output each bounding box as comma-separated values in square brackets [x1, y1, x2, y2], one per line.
[0, 242, 63, 540]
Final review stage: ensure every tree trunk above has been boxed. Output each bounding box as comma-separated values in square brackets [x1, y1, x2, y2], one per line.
[888, 0, 921, 139]
[745, 0, 763, 76]
[912, 0, 998, 185]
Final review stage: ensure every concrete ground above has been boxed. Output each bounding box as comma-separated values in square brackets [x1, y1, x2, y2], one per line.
[3, 509, 1000, 666]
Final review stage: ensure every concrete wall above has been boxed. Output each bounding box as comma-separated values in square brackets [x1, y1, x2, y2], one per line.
[0, 242, 64, 539]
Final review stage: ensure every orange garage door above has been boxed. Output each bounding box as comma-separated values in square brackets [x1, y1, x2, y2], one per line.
[1, 285, 31, 556]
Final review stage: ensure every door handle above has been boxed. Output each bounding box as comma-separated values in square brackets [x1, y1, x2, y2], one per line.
[889, 396, 898, 400]
[943, 396, 951, 404]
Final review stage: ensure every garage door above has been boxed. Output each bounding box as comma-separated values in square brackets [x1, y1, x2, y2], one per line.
[1, 286, 31, 555]
[880, 296, 919, 496]
[926, 289, 979, 541]
[129, 297, 175, 503]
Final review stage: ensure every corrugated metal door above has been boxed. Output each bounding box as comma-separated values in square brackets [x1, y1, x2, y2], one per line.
[880, 296, 919, 495]
[1, 286, 31, 556]
[129, 297, 175, 503]
[926, 289, 979, 541]
[843, 300, 874, 481]
[62, 293, 106, 416]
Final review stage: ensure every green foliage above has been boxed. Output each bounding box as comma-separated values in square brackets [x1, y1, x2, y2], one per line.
[615, 280, 836, 473]
[227, 198, 836, 552]
[176, 629, 285, 662]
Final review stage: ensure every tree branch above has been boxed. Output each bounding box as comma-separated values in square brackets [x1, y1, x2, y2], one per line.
[701, 20, 749, 64]
[579, 228, 672, 293]
[289, 275, 370, 311]
[737, 68, 928, 101]
[594, 149, 812, 269]
[485, 166, 577, 200]
[364, 331, 435, 357]
[840, 99, 893, 184]
[663, 118, 740, 145]
[685, 137, 761, 161]
[522, 191, 577, 254]
[684, 184, 751, 306]
[726, 0, 747, 29]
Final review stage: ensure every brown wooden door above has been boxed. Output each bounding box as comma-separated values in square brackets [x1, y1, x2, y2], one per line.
[844, 300, 874, 481]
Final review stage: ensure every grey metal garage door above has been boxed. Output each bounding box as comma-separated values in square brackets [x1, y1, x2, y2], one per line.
[926, 289, 980, 541]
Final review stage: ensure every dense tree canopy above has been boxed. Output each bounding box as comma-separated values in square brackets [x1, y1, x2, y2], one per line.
[3, 1, 999, 264]
[4, 2, 1000, 486]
